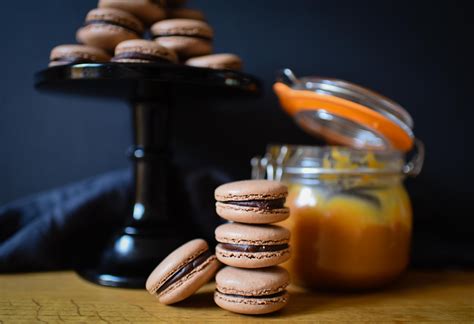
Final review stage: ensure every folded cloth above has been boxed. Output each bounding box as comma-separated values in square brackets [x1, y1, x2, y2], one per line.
[0, 169, 133, 272]
[0, 167, 231, 273]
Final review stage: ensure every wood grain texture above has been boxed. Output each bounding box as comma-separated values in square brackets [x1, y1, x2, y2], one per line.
[0, 270, 473, 323]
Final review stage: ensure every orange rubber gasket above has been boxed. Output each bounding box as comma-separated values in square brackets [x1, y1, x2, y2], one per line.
[273, 82, 414, 152]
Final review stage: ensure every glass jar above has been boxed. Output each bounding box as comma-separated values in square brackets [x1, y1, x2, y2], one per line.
[252, 144, 423, 290]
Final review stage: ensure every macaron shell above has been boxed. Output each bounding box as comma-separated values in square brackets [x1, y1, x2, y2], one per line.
[158, 255, 220, 305]
[215, 266, 289, 296]
[77, 25, 140, 52]
[185, 54, 242, 71]
[99, 0, 166, 25]
[155, 36, 212, 59]
[49, 44, 111, 64]
[215, 180, 288, 202]
[146, 239, 208, 294]
[151, 19, 213, 39]
[216, 244, 290, 268]
[114, 39, 178, 63]
[216, 202, 289, 224]
[214, 290, 289, 315]
[215, 223, 290, 245]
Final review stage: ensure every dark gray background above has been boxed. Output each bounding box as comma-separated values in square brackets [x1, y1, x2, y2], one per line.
[0, 1, 472, 251]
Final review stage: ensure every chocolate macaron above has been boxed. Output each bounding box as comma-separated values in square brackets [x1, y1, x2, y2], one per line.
[49, 44, 111, 67]
[186, 54, 243, 71]
[112, 39, 178, 63]
[215, 266, 290, 315]
[215, 223, 291, 268]
[151, 19, 213, 59]
[146, 239, 220, 305]
[215, 180, 289, 224]
[98, 0, 166, 26]
[77, 8, 144, 52]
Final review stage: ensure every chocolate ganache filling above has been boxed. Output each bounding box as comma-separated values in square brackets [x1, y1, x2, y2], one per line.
[216, 290, 287, 299]
[155, 250, 213, 295]
[153, 34, 212, 41]
[85, 20, 142, 35]
[111, 52, 171, 63]
[220, 243, 289, 253]
[222, 198, 286, 210]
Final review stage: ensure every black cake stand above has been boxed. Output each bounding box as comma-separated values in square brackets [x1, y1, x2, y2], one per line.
[35, 62, 261, 288]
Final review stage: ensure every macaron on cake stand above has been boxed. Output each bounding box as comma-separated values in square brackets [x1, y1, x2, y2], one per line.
[34, 62, 261, 288]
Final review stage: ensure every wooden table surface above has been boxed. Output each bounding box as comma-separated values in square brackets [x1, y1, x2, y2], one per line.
[0, 270, 473, 323]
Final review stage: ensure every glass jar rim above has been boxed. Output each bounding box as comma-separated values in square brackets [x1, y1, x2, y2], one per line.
[264, 144, 409, 177]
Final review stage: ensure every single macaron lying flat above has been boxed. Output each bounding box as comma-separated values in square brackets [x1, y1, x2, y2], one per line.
[215, 180, 289, 224]
[151, 19, 213, 59]
[77, 8, 144, 52]
[146, 239, 220, 305]
[98, 0, 166, 26]
[49, 44, 111, 67]
[112, 39, 178, 63]
[215, 266, 290, 315]
[186, 54, 243, 71]
[215, 223, 291, 268]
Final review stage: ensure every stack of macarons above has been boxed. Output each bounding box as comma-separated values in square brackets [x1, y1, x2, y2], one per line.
[213, 180, 291, 315]
[144, 180, 291, 316]
[48, 0, 243, 71]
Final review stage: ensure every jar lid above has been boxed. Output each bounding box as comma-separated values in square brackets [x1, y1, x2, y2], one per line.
[274, 69, 415, 152]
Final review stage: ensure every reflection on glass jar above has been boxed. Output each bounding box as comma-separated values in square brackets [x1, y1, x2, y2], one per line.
[252, 145, 421, 290]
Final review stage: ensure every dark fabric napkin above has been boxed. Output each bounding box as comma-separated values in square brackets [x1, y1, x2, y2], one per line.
[0, 167, 231, 273]
[0, 169, 133, 272]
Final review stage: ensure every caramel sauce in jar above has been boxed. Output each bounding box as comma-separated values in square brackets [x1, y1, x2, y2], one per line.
[282, 183, 411, 290]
